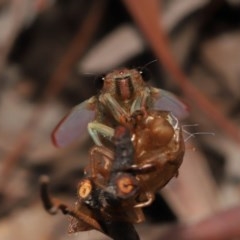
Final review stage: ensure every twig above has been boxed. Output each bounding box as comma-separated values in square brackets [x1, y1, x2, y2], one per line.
[40, 174, 140, 240]
[103, 221, 140, 240]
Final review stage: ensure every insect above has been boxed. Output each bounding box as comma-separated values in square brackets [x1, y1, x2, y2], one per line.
[45, 68, 187, 238]
[52, 68, 188, 148]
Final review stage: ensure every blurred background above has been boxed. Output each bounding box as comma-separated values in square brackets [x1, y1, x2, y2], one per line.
[0, 0, 240, 239]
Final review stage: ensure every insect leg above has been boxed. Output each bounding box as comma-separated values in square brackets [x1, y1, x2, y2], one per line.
[134, 192, 155, 208]
[100, 93, 129, 124]
[130, 89, 149, 114]
[88, 121, 114, 145]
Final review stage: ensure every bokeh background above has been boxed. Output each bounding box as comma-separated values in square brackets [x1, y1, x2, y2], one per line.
[0, 0, 240, 239]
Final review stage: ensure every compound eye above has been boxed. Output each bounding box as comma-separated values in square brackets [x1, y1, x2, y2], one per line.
[138, 68, 151, 82]
[95, 74, 105, 90]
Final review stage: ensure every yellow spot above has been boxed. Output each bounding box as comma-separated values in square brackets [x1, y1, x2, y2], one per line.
[117, 176, 134, 195]
[78, 179, 92, 199]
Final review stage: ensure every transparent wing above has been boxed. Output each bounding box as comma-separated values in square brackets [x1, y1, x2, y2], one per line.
[52, 97, 96, 148]
[153, 89, 189, 120]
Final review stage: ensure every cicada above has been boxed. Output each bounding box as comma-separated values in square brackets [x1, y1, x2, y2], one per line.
[52, 68, 188, 148]
[42, 68, 188, 239]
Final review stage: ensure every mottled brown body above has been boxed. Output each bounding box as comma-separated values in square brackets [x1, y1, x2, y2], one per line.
[85, 109, 184, 211]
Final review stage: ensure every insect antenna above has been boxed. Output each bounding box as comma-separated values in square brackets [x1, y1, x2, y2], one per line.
[142, 59, 158, 69]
